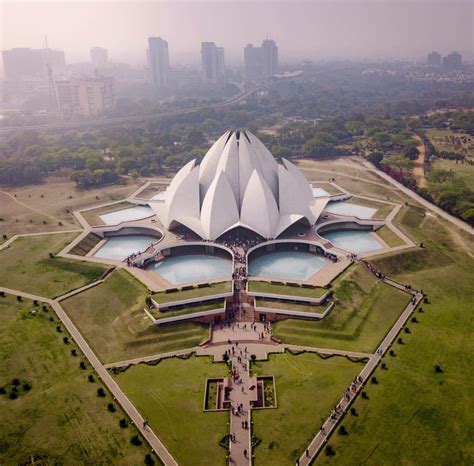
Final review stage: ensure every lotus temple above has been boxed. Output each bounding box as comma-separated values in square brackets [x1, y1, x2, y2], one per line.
[61, 129, 410, 326]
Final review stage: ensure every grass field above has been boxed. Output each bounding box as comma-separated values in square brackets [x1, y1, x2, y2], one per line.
[0, 294, 152, 465]
[251, 352, 362, 465]
[0, 233, 106, 298]
[256, 298, 325, 314]
[431, 157, 474, 186]
[152, 300, 225, 320]
[152, 281, 232, 304]
[61, 269, 208, 363]
[315, 214, 474, 465]
[0, 178, 142, 238]
[248, 280, 326, 299]
[114, 355, 229, 466]
[273, 265, 410, 353]
[375, 225, 406, 247]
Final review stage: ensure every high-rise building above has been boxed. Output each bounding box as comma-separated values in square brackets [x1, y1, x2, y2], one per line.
[243, 39, 278, 80]
[55, 76, 115, 118]
[2, 47, 66, 80]
[90, 47, 108, 68]
[442, 51, 462, 70]
[201, 42, 225, 83]
[262, 39, 278, 77]
[427, 51, 441, 66]
[244, 44, 263, 80]
[148, 36, 170, 90]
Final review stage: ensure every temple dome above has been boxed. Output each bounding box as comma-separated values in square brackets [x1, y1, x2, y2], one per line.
[150, 130, 328, 240]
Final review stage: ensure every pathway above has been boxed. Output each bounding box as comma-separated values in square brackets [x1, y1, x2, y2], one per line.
[412, 134, 428, 188]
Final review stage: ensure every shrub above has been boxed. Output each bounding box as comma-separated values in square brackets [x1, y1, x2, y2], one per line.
[63, 336, 69, 344]
[325, 445, 335, 456]
[42, 305, 48, 312]
[398, 338, 403, 344]
[144, 454, 155, 466]
[23, 382, 32, 391]
[404, 327, 410, 334]
[16, 296, 22, 302]
[130, 435, 142, 446]
[371, 376, 378, 384]
[88, 374, 95, 383]
[251, 354, 257, 362]
[119, 418, 129, 428]
[389, 350, 396, 357]
[49, 252, 55, 259]
[71, 349, 77, 357]
[79, 361, 86, 370]
[97, 387, 106, 397]
[12, 378, 20, 386]
[435, 364, 443, 373]
[0, 386, 5, 395]
[350, 407, 357, 416]
[107, 403, 116, 412]
[361, 391, 369, 399]
[381, 363, 387, 370]
[338, 425, 348, 435]
[9, 391, 18, 400]
[56, 325, 62, 333]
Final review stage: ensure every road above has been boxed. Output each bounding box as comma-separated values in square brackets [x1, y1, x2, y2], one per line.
[0, 85, 263, 134]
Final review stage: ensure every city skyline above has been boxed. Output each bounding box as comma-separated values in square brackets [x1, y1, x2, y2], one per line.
[1, 1, 472, 67]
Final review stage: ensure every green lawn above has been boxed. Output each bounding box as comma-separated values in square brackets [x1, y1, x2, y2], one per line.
[114, 355, 229, 466]
[252, 352, 362, 465]
[432, 157, 474, 186]
[61, 269, 208, 363]
[315, 212, 474, 465]
[0, 233, 106, 298]
[0, 294, 152, 464]
[256, 298, 325, 314]
[375, 225, 406, 247]
[152, 300, 225, 320]
[273, 266, 410, 353]
[152, 281, 232, 304]
[248, 280, 326, 299]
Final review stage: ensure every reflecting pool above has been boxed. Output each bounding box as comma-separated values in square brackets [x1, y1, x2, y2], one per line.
[249, 251, 329, 281]
[324, 201, 377, 218]
[93, 235, 156, 261]
[321, 230, 383, 254]
[312, 187, 329, 197]
[150, 254, 232, 285]
[99, 205, 154, 225]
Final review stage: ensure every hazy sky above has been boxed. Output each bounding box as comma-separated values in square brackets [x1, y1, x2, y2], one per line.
[1, 0, 473, 65]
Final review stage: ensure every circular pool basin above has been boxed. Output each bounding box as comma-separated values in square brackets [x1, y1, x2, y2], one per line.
[150, 254, 232, 285]
[248, 251, 329, 281]
[93, 235, 156, 261]
[324, 201, 377, 219]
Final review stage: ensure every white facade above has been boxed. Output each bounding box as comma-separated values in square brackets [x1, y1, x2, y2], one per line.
[151, 130, 327, 240]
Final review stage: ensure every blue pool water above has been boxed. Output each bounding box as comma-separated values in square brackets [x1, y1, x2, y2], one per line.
[321, 230, 383, 254]
[312, 187, 329, 198]
[93, 235, 156, 261]
[99, 205, 154, 225]
[249, 251, 329, 281]
[150, 254, 232, 285]
[150, 190, 167, 201]
[324, 201, 377, 218]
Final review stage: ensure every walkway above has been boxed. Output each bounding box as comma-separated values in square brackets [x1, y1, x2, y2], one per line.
[412, 134, 428, 188]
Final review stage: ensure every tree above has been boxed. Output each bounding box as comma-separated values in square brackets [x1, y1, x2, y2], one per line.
[402, 145, 420, 160]
[368, 151, 384, 167]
